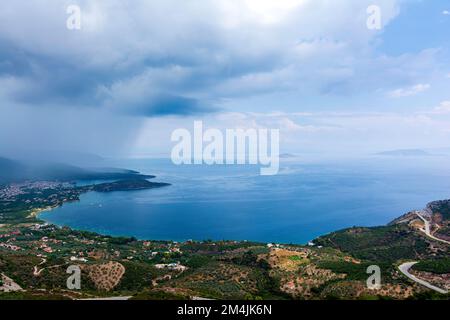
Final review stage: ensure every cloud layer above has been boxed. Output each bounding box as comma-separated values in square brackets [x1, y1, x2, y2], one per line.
[0, 1, 449, 157]
[0, 0, 403, 115]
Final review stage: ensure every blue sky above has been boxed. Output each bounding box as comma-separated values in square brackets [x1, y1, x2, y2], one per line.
[0, 0, 449, 157]
[380, 0, 450, 55]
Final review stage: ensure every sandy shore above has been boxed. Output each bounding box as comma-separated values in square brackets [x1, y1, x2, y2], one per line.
[27, 206, 59, 219]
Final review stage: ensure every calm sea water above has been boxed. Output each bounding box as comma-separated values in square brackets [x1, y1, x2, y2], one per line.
[41, 156, 450, 244]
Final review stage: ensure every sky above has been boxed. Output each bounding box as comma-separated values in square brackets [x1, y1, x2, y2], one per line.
[0, 0, 450, 159]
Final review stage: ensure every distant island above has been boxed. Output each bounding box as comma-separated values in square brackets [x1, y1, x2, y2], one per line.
[89, 180, 171, 193]
[375, 149, 432, 157]
[279, 153, 298, 159]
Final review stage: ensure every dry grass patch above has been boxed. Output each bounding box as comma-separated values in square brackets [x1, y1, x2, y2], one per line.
[83, 261, 125, 291]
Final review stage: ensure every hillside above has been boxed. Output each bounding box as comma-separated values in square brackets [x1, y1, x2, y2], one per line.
[315, 200, 450, 262]
[0, 158, 27, 184]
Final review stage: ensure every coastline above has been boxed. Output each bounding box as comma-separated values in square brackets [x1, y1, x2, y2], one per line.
[22, 176, 449, 246]
[29, 178, 171, 226]
[8, 160, 450, 246]
[27, 206, 60, 219]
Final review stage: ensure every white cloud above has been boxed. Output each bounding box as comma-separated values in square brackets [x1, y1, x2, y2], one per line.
[443, 10, 450, 15]
[242, 0, 307, 24]
[388, 84, 431, 98]
[431, 101, 450, 114]
[132, 109, 450, 156]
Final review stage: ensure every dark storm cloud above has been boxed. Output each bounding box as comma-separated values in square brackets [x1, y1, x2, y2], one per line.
[0, 40, 215, 116]
[130, 94, 219, 117]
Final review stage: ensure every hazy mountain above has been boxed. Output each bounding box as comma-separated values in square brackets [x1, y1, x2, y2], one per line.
[375, 149, 431, 157]
[0, 157, 28, 183]
[2, 149, 105, 167]
[280, 153, 298, 159]
[0, 157, 152, 184]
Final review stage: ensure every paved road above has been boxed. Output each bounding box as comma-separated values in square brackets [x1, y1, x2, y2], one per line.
[191, 296, 215, 300]
[398, 262, 448, 295]
[0, 273, 24, 292]
[79, 296, 132, 300]
[33, 258, 47, 276]
[415, 212, 450, 245]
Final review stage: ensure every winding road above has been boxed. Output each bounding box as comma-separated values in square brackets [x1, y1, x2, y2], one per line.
[415, 212, 450, 245]
[398, 262, 448, 295]
[33, 258, 67, 277]
[79, 296, 132, 300]
[396, 213, 449, 295]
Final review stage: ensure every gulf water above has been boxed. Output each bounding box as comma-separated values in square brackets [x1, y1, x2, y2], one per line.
[41, 156, 450, 244]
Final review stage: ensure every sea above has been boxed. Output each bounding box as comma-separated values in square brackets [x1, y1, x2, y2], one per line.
[40, 155, 450, 244]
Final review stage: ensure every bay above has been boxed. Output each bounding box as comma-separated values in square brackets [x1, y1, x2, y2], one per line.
[41, 156, 450, 244]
